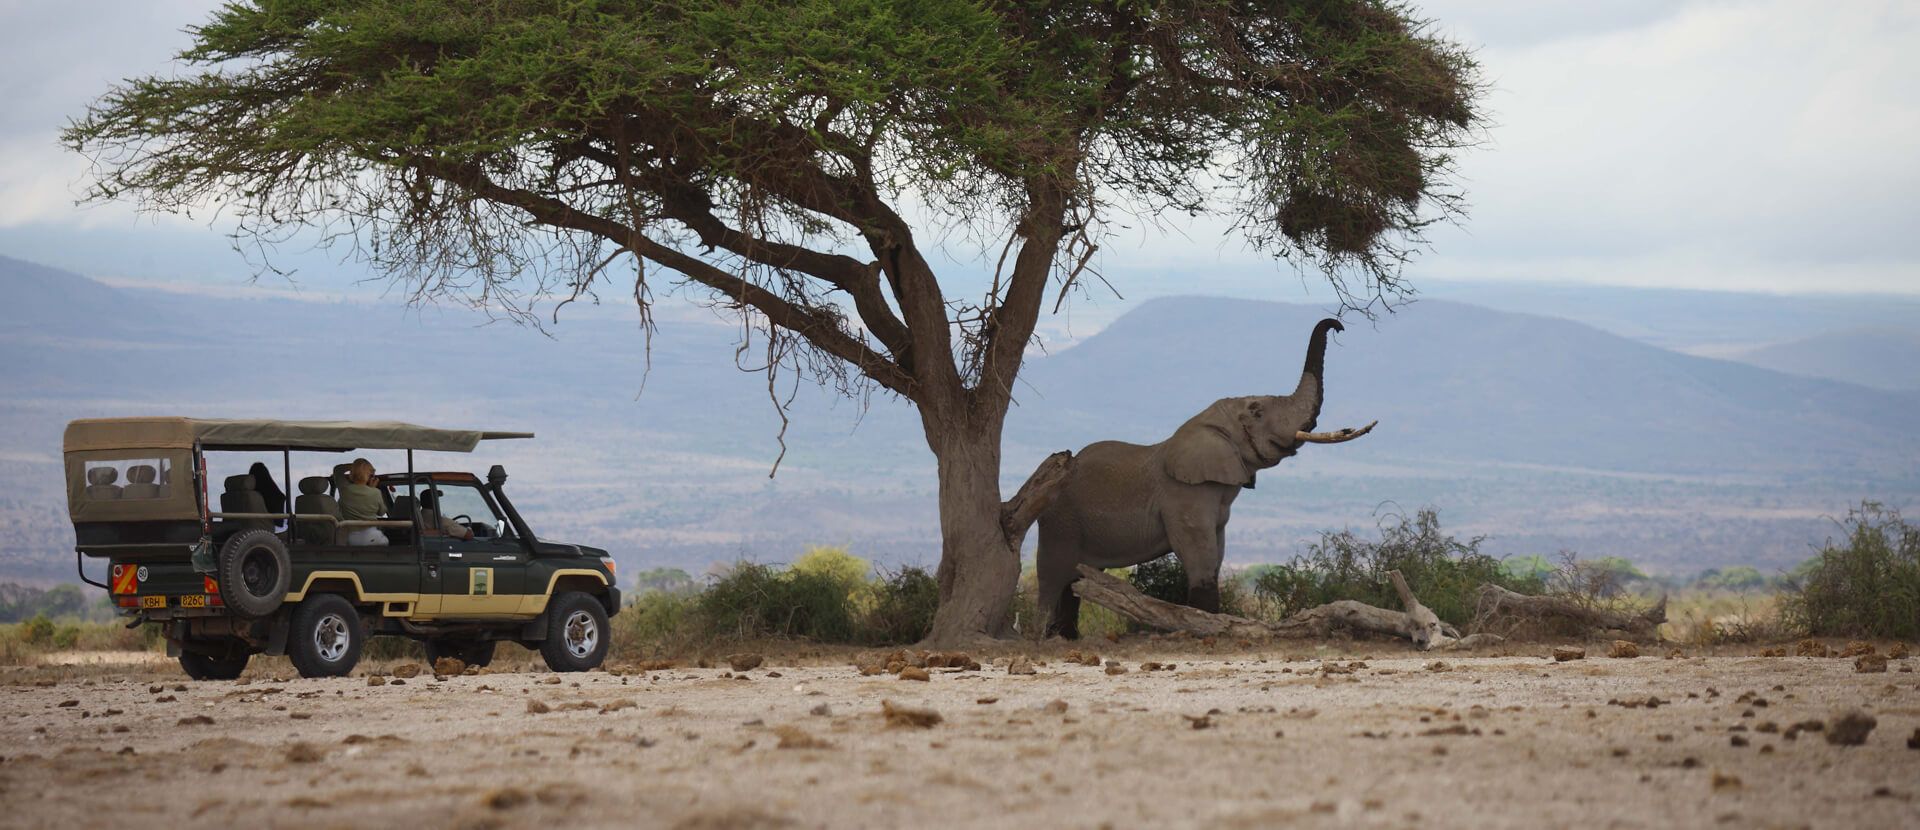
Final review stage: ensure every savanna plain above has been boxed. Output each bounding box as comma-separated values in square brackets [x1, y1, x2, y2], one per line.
[4, 642, 1917, 830]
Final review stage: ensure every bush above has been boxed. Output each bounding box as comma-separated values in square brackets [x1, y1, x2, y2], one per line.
[612, 589, 701, 659]
[1126, 555, 1252, 620]
[1250, 508, 1545, 627]
[1129, 555, 1189, 606]
[1781, 502, 1920, 640]
[863, 567, 939, 645]
[21, 614, 54, 645]
[696, 562, 856, 642]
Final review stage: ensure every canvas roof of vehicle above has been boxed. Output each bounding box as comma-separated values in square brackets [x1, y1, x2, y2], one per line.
[63, 418, 533, 454]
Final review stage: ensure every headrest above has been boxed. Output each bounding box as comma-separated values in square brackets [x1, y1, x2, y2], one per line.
[87, 467, 119, 485]
[298, 476, 329, 496]
[418, 489, 442, 508]
[126, 465, 158, 484]
[332, 463, 353, 478]
[224, 474, 255, 492]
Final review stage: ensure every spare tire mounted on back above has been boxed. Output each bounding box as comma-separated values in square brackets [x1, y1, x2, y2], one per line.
[217, 529, 291, 617]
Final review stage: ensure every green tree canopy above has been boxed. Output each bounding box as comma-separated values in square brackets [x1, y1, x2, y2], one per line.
[67, 0, 1483, 644]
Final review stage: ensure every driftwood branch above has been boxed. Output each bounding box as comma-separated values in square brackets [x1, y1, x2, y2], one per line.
[1068, 565, 1498, 650]
[1386, 569, 1452, 648]
[1475, 584, 1668, 640]
[1002, 451, 1074, 547]
[1296, 420, 1377, 444]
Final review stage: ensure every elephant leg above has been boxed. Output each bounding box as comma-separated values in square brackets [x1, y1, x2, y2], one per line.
[1053, 588, 1081, 640]
[1169, 522, 1224, 615]
[1036, 554, 1082, 640]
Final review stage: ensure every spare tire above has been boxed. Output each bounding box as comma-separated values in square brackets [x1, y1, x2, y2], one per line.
[217, 529, 291, 617]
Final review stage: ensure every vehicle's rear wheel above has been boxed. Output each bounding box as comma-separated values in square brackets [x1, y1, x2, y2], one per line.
[287, 594, 363, 678]
[178, 644, 250, 681]
[217, 529, 291, 617]
[425, 638, 496, 669]
[539, 592, 608, 672]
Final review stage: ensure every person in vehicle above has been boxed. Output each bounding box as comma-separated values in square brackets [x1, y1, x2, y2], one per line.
[336, 458, 388, 546]
[247, 462, 287, 515]
[416, 490, 474, 540]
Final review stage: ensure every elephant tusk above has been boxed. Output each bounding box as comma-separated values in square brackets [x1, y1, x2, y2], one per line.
[1296, 420, 1378, 444]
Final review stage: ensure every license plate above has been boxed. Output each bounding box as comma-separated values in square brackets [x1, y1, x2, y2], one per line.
[140, 595, 168, 609]
[179, 595, 207, 608]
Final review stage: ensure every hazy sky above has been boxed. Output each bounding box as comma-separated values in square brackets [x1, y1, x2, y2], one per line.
[1, 0, 1915, 302]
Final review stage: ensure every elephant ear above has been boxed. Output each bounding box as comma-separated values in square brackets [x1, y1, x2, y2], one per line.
[1163, 402, 1255, 487]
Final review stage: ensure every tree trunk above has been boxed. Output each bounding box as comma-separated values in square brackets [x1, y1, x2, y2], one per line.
[922, 417, 1020, 648]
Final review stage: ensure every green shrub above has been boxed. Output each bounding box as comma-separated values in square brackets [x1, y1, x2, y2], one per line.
[1695, 565, 1768, 592]
[696, 561, 860, 642]
[52, 625, 80, 650]
[21, 614, 54, 645]
[1129, 555, 1189, 605]
[612, 589, 700, 659]
[1250, 508, 1545, 627]
[862, 567, 939, 645]
[1781, 502, 1920, 640]
[1126, 555, 1253, 620]
[364, 636, 424, 662]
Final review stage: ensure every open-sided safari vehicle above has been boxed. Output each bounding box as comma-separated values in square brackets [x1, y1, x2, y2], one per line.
[64, 418, 620, 679]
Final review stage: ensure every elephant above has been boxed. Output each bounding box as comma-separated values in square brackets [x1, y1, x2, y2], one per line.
[1034, 317, 1373, 639]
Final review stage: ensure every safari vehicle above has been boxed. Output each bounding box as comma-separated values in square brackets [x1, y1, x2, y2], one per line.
[64, 418, 620, 679]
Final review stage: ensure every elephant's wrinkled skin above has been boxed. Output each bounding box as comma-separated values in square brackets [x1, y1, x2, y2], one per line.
[1036, 318, 1347, 638]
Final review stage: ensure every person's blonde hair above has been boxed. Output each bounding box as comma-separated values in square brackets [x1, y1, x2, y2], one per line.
[349, 458, 375, 485]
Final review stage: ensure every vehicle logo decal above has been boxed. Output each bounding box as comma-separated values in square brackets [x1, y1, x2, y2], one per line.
[135, 566, 150, 582]
[469, 568, 492, 596]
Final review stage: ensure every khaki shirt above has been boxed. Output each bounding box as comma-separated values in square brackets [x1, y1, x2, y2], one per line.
[337, 482, 385, 521]
[421, 509, 472, 539]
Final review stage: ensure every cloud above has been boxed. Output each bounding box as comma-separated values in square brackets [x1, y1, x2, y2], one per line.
[0, 0, 217, 228]
[1414, 0, 1920, 293]
[1, 1, 1915, 297]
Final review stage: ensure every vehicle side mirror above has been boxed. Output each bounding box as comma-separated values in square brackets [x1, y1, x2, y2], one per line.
[495, 519, 509, 539]
[487, 464, 508, 487]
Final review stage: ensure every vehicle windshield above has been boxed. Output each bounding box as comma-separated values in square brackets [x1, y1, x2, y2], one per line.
[404, 480, 512, 540]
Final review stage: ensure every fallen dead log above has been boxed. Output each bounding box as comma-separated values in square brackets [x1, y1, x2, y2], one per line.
[1387, 569, 1450, 648]
[1474, 583, 1667, 641]
[1068, 564, 1501, 650]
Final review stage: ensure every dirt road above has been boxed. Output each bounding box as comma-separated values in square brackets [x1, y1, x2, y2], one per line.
[3, 649, 1916, 829]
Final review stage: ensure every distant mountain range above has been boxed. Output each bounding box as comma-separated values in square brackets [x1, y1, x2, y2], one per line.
[1724, 328, 1920, 392]
[3, 254, 1916, 585]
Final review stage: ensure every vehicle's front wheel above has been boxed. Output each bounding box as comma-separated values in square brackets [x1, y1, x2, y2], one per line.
[179, 644, 250, 680]
[287, 594, 363, 678]
[539, 592, 609, 672]
[425, 638, 496, 669]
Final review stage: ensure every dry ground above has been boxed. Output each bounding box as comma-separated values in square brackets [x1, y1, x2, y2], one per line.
[3, 646, 1918, 829]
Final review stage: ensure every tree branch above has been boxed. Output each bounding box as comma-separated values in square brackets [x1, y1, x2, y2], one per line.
[970, 179, 1069, 416]
[414, 157, 917, 397]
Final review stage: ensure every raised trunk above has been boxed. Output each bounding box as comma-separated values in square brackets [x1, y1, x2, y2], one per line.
[921, 411, 1020, 648]
[1287, 318, 1343, 425]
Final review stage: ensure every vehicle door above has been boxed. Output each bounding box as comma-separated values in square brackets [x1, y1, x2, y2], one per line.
[417, 483, 528, 616]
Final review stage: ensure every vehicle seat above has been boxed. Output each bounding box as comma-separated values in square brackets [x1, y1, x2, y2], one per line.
[84, 467, 123, 500]
[219, 474, 271, 533]
[293, 476, 341, 545]
[386, 494, 416, 545]
[122, 465, 162, 499]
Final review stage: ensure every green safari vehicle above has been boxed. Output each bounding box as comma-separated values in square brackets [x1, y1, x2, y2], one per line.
[64, 418, 620, 679]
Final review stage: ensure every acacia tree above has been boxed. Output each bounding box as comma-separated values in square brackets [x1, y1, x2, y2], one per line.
[67, 0, 1481, 645]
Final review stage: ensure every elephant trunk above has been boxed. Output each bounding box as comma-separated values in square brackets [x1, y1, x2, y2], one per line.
[1288, 317, 1344, 422]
